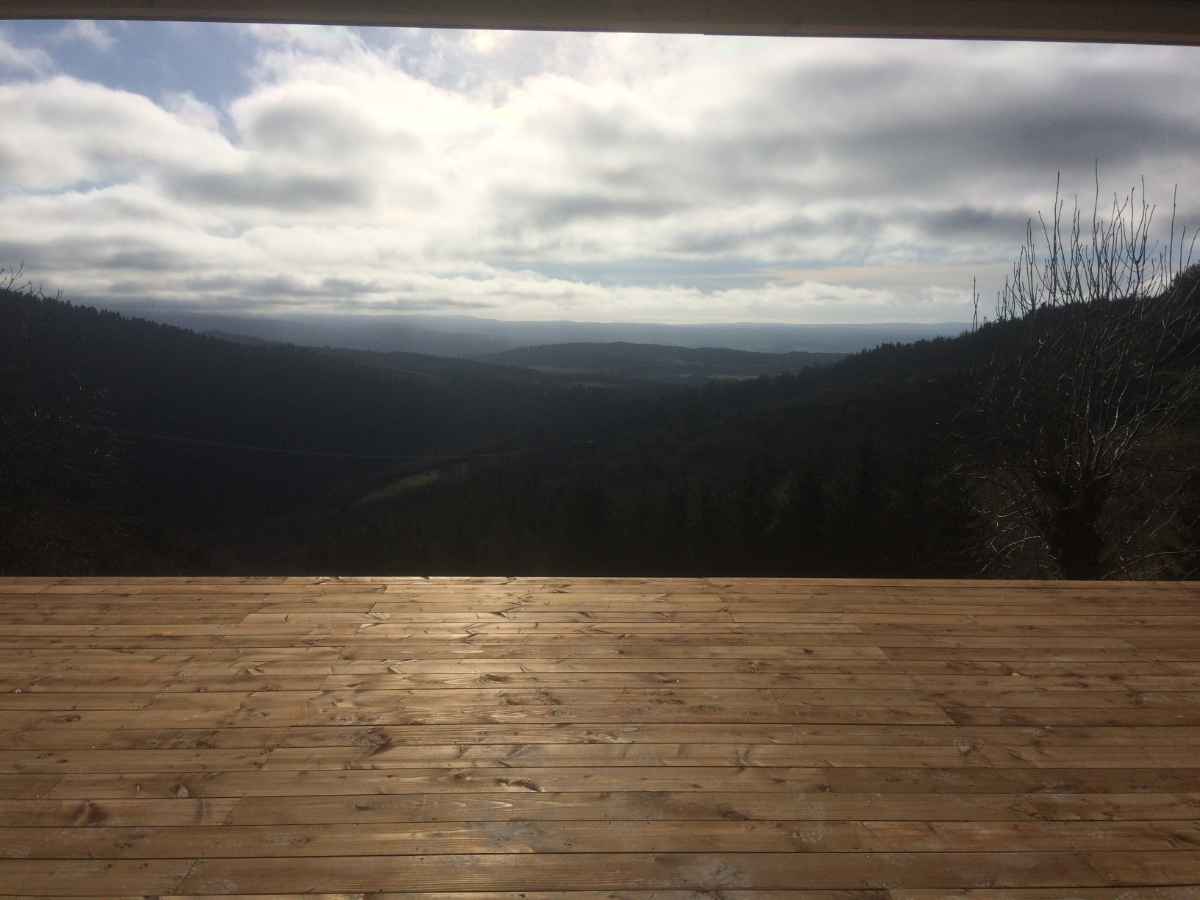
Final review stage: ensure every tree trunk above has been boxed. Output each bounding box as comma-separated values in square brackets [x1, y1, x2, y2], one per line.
[1043, 483, 1107, 579]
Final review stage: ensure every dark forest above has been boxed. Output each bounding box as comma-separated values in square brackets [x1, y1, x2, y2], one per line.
[4, 261, 1198, 579]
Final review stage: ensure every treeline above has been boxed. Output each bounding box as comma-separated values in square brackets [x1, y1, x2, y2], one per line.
[305, 336, 978, 576]
[0, 289, 662, 572]
[308, 437, 975, 577]
[3, 282, 1196, 577]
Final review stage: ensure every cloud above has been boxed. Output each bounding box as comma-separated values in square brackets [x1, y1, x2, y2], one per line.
[1, 27, 1199, 323]
[0, 76, 232, 189]
[0, 29, 52, 73]
[55, 21, 116, 52]
[168, 170, 369, 211]
[161, 92, 222, 131]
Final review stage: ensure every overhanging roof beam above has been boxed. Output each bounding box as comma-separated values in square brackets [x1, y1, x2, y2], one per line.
[1, 0, 1200, 45]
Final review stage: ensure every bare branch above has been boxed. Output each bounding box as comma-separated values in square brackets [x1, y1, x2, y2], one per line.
[956, 175, 1200, 579]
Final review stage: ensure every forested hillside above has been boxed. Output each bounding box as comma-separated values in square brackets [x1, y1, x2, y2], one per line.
[3, 279, 1197, 578]
[474, 342, 846, 384]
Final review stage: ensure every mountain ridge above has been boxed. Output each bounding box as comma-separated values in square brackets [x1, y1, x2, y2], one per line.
[112, 306, 970, 356]
[475, 341, 846, 384]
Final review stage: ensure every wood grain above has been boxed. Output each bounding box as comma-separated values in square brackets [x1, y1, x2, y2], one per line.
[0, 575, 1197, 895]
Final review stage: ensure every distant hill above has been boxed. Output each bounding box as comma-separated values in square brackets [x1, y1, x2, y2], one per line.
[110, 306, 970, 356]
[14, 287, 1192, 579]
[1, 290, 664, 573]
[2, 288, 976, 577]
[477, 342, 846, 384]
[200, 329, 275, 346]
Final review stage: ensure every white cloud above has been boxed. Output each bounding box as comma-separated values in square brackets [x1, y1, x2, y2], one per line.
[1, 28, 1199, 323]
[0, 76, 233, 189]
[161, 91, 223, 132]
[0, 29, 52, 72]
[55, 20, 116, 52]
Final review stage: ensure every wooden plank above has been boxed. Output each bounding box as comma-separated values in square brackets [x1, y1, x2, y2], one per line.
[47, 767, 839, 799]
[226, 791, 1047, 825]
[0, 693, 154, 711]
[6, 722, 1196, 750]
[0, 703, 956, 732]
[12, 722, 1191, 751]
[353, 622, 863, 635]
[892, 889, 1200, 899]
[0, 798, 238, 826]
[258, 742, 995, 770]
[821, 765, 1200, 793]
[0, 742, 997, 774]
[246, 610, 747, 623]
[884, 648, 1192, 662]
[0, 674, 329, 693]
[0, 638, 899, 655]
[897, 690, 1200, 709]
[315, 672, 928, 690]
[294, 688, 795, 725]
[944, 708, 1200, 727]
[173, 851, 1108, 892]
[44, 766, 1200, 800]
[908, 674, 1200, 692]
[294, 699, 951, 727]
[734, 603, 1200, 617]
[4, 819, 1196, 859]
[203, 652, 896, 674]
[0, 748, 275, 774]
[1023, 791, 1200, 820]
[1083, 851, 1200, 886]
[0, 859, 193, 896]
[0, 775, 61, 799]
[0, 623, 360, 636]
[4, 893, 886, 900]
[299, 687, 933, 709]
[978, 745, 1200, 768]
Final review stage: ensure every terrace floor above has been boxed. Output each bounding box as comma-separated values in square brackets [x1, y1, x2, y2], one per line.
[0, 576, 1198, 898]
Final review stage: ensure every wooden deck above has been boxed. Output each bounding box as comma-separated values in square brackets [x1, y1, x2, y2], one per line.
[0, 577, 1198, 897]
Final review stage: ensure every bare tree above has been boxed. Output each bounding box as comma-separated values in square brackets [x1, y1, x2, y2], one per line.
[958, 175, 1200, 579]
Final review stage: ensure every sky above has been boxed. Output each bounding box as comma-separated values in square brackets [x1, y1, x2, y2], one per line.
[1, 21, 1198, 324]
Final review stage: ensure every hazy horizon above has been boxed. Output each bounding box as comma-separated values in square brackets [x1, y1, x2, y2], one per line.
[119, 305, 971, 356]
[2, 21, 1198, 325]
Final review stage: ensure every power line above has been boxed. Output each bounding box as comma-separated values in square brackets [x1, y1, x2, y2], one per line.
[116, 430, 592, 461]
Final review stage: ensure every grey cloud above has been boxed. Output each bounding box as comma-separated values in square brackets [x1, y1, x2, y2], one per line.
[666, 208, 890, 258]
[666, 214, 824, 256]
[918, 206, 1032, 242]
[183, 269, 502, 310]
[557, 104, 671, 151]
[0, 145, 18, 180]
[245, 101, 408, 157]
[183, 272, 316, 296]
[377, 296, 500, 311]
[695, 54, 1200, 205]
[100, 247, 191, 271]
[842, 109, 1200, 187]
[526, 193, 687, 229]
[0, 234, 193, 274]
[766, 56, 920, 109]
[173, 273, 497, 311]
[471, 47, 1196, 260]
[319, 275, 385, 295]
[168, 169, 368, 211]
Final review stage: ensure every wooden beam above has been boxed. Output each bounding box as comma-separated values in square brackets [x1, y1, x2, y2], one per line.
[0, 0, 1199, 45]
